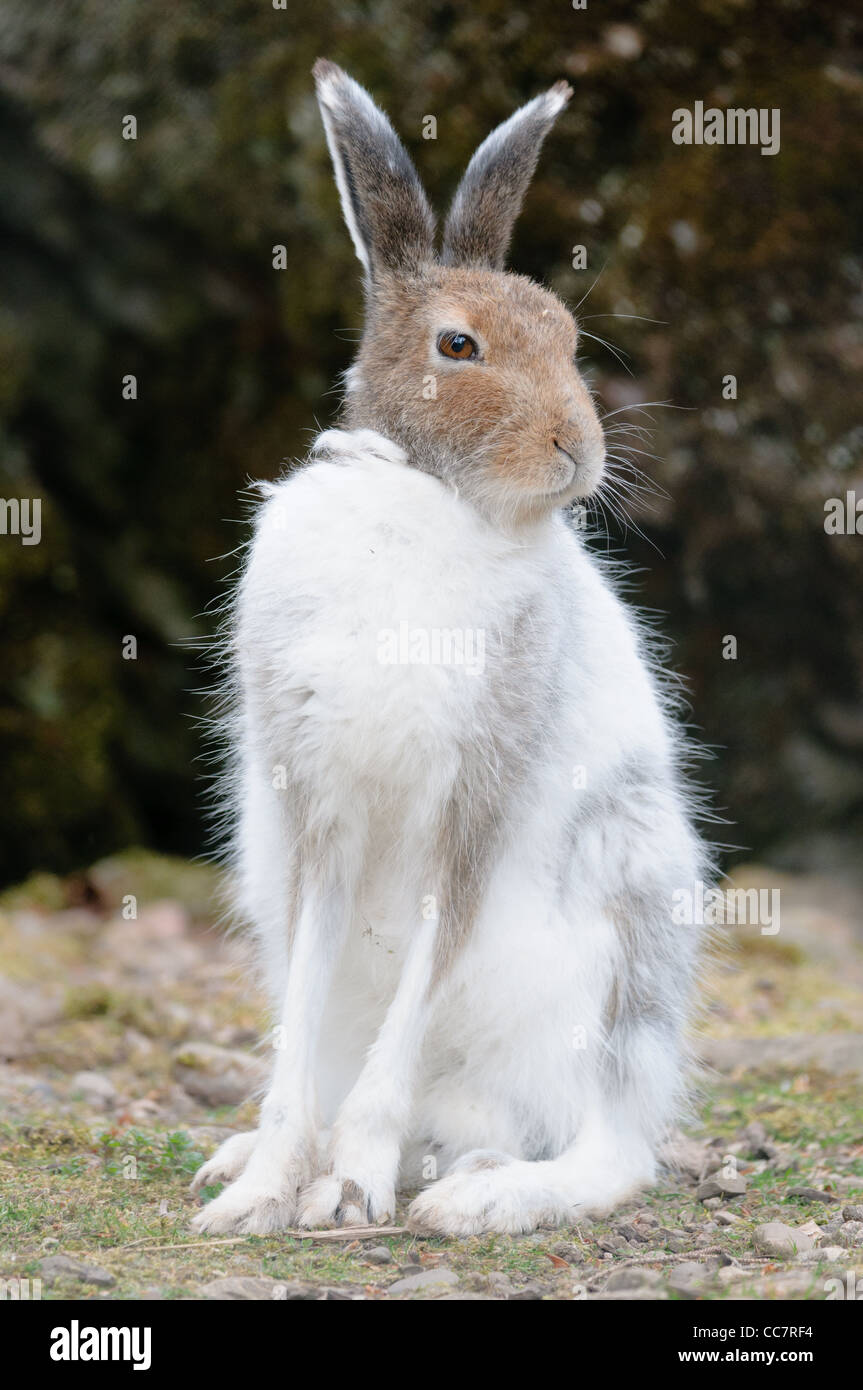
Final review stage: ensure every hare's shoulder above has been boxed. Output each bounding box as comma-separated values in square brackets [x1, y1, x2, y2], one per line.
[253, 436, 464, 554]
[245, 433, 520, 617]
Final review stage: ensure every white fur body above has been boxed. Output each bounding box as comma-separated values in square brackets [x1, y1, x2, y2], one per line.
[190, 63, 708, 1237]
[191, 428, 705, 1236]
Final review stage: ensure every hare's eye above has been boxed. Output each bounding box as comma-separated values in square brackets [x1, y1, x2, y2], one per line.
[438, 331, 478, 361]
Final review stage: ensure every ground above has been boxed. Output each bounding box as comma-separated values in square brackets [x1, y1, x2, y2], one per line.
[1, 853, 861, 1301]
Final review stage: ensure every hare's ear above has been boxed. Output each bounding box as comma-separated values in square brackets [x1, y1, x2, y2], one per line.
[441, 82, 572, 271]
[313, 60, 435, 279]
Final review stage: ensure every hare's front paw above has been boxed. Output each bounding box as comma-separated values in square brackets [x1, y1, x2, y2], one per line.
[190, 1130, 258, 1195]
[408, 1152, 561, 1237]
[297, 1112, 399, 1228]
[191, 1172, 300, 1235]
[297, 1171, 396, 1229]
[191, 1131, 314, 1234]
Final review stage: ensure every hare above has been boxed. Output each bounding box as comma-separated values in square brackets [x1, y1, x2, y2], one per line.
[190, 60, 709, 1237]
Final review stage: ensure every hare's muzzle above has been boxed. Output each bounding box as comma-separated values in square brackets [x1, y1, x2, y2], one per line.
[552, 425, 605, 498]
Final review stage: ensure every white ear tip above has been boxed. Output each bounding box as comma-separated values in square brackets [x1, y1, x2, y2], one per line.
[312, 59, 353, 111]
[313, 58, 344, 87]
[313, 59, 380, 119]
[545, 80, 573, 116]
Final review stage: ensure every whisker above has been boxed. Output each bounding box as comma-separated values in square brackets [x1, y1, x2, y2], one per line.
[578, 329, 633, 376]
[581, 313, 668, 326]
[594, 474, 665, 556]
[571, 260, 609, 316]
[600, 400, 693, 421]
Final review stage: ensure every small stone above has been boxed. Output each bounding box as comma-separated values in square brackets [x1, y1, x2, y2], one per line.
[605, 1267, 662, 1291]
[794, 1250, 823, 1265]
[753, 1222, 814, 1259]
[181, 1124, 237, 1148]
[596, 1235, 627, 1253]
[797, 1219, 825, 1238]
[172, 1042, 266, 1107]
[201, 1277, 310, 1300]
[23, 1079, 57, 1101]
[387, 1268, 459, 1294]
[437, 1291, 493, 1300]
[820, 1245, 845, 1260]
[596, 1287, 670, 1302]
[126, 1098, 161, 1122]
[72, 1071, 117, 1110]
[696, 1175, 747, 1201]
[741, 1121, 777, 1159]
[551, 1242, 583, 1261]
[504, 1281, 545, 1300]
[716, 1210, 743, 1226]
[364, 1245, 393, 1265]
[838, 1221, 863, 1249]
[786, 1186, 838, 1204]
[667, 1261, 714, 1297]
[843, 1205, 863, 1222]
[741, 1120, 768, 1149]
[659, 1132, 709, 1180]
[614, 1222, 649, 1243]
[759, 1271, 820, 1299]
[41, 1255, 115, 1288]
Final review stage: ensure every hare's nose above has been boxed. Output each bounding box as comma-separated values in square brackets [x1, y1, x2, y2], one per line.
[554, 424, 605, 476]
[558, 409, 604, 453]
[553, 440, 577, 468]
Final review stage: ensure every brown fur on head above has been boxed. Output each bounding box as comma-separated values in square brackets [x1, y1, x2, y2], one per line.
[314, 60, 605, 526]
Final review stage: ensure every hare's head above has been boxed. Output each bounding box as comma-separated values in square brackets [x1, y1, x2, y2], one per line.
[314, 60, 605, 525]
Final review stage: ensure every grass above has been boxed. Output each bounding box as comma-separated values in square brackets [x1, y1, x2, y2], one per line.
[0, 851, 861, 1300]
[0, 1076, 860, 1300]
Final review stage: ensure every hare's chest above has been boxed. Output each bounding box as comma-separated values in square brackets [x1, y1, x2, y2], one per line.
[240, 449, 564, 795]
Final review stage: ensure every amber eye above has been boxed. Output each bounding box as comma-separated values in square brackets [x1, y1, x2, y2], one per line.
[437, 330, 479, 361]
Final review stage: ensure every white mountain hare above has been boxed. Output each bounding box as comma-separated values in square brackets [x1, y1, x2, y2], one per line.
[190, 61, 710, 1238]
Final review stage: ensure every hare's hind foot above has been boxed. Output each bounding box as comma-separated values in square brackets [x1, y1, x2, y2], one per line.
[407, 1151, 565, 1237]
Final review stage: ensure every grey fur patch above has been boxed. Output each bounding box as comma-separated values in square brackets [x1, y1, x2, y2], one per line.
[431, 604, 564, 981]
[314, 60, 435, 277]
[442, 82, 572, 270]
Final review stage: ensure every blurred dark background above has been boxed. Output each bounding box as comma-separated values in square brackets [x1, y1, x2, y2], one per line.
[1, 0, 861, 888]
